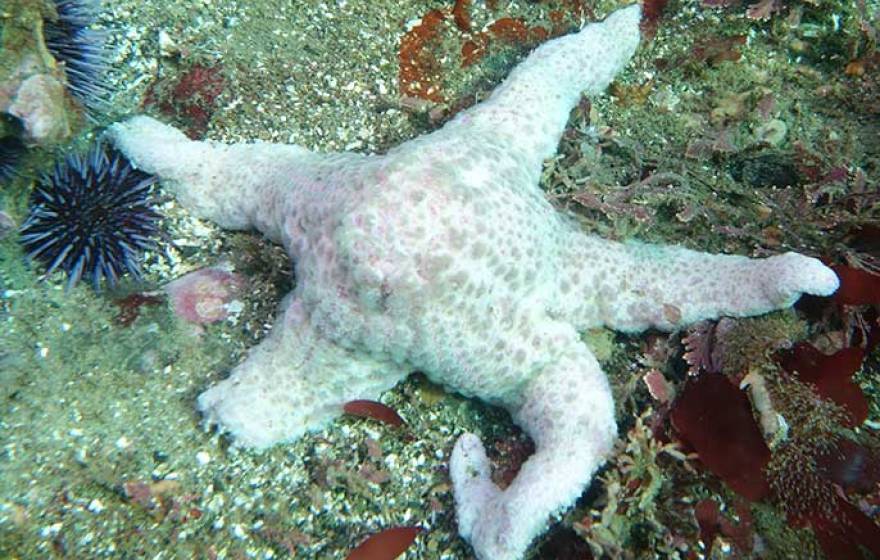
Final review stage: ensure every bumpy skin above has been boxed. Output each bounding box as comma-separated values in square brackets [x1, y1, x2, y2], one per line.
[108, 6, 838, 559]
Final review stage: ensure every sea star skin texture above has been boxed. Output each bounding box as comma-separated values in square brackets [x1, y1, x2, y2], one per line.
[108, 5, 839, 559]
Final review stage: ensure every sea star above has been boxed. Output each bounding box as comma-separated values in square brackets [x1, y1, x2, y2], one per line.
[108, 5, 838, 559]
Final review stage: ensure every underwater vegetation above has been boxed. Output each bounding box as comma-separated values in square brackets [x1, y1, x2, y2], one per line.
[0, 0, 876, 557]
[343, 400, 407, 428]
[540, 0, 880, 556]
[143, 62, 226, 139]
[398, 0, 588, 112]
[18, 143, 161, 290]
[571, 263, 880, 559]
[701, 0, 871, 21]
[0, 0, 109, 150]
[346, 526, 422, 560]
[668, 268, 880, 559]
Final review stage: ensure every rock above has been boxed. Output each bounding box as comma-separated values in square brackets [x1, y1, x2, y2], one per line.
[7, 73, 71, 144]
[729, 152, 801, 188]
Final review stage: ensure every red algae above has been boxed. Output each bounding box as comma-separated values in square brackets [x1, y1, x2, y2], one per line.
[461, 36, 490, 68]
[113, 292, 165, 327]
[398, 10, 447, 103]
[144, 63, 225, 139]
[452, 0, 472, 32]
[805, 492, 880, 559]
[398, 0, 588, 101]
[669, 373, 771, 501]
[816, 439, 880, 494]
[487, 18, 530, 45]
[640, 0, 669, 40]
[694, 498, 754, 555]
[777, 343, 869, 427]
[343, 400, 405, 428]
[346, 527, 422, 560]
[831, 264, 880, 306]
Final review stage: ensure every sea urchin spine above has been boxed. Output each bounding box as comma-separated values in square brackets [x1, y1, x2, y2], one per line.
[19, 143, 161, 290]
[0, 137, 26, 183]
[43, 0, 110, 113]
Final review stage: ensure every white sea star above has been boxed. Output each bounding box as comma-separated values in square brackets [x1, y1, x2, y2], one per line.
[108, 5, 838, 559]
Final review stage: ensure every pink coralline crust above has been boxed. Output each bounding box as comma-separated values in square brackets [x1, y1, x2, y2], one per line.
[1, 56, 72, 145]
[642, 369, 673, 403]
[165, 267, 245, 324]
[9, 75, 66, 142]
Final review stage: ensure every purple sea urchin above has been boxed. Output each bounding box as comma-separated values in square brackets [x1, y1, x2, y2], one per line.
[43, 0, 109, 113]
[0, 137, 26, 182]
[19, 143, 161, 290]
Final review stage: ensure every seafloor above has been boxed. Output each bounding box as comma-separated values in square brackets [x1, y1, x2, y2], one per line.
[1, 0, 878, 559]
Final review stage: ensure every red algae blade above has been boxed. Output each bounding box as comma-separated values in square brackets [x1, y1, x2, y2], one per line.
[343, 400, 405, 428]
[346, 526, 422, 560]
[670, 373, 771, 501]
[831, 264, 880, 306]
[778, 343, 868, 427]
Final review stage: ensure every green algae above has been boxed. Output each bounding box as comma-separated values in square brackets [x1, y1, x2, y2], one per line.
[0, 0, 91, 144]
[0, 0, 57, 83]
[563, 0, 879, 257]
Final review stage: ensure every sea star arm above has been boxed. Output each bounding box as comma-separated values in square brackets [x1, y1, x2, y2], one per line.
[197, 296, 408, 448]
[107, 115, 377, 245]
[556, 233, 840, 332]
[451, 330, 615, 560]
[439, 4, 641, 184]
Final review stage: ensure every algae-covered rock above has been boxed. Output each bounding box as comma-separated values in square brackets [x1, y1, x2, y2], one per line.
[0, 0, 81, 145]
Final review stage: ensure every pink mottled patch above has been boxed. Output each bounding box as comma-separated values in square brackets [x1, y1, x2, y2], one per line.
[642, 369, 673, 403]
[165, 267, 246, 324]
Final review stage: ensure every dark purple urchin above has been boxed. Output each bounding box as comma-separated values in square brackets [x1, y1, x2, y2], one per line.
[0, 137, 26, 183]
[43, 0, 110, 113]
[19, 143, 162, 290]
